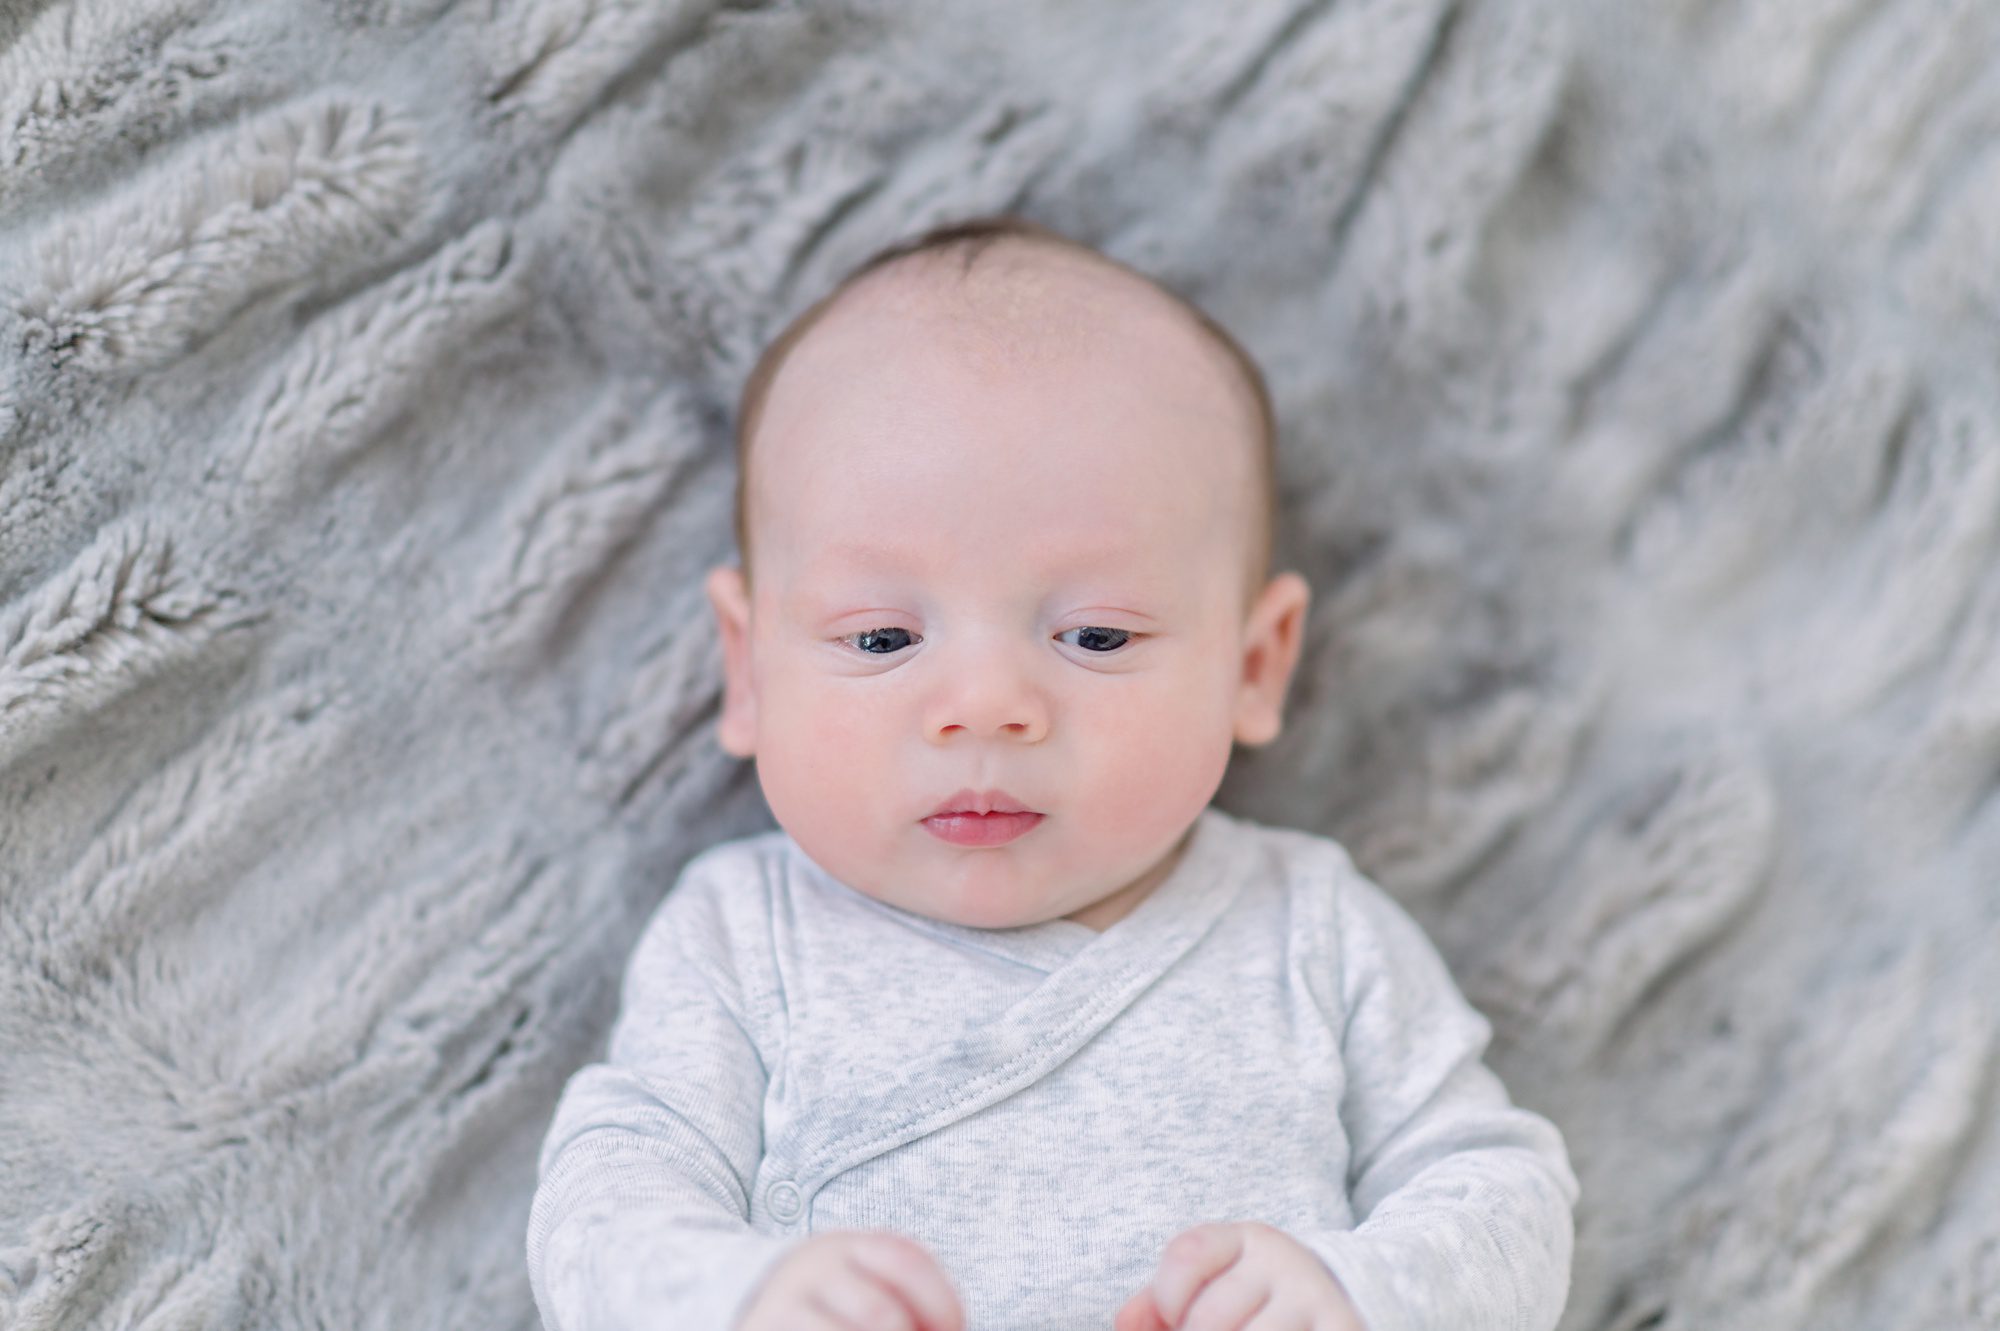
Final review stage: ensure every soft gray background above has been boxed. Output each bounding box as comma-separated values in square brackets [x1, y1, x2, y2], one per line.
[2, 1, 1996, 1328]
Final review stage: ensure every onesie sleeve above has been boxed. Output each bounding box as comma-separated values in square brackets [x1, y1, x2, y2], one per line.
[1297, 859, 1580, 1331]
[524, 853, 798, 1331]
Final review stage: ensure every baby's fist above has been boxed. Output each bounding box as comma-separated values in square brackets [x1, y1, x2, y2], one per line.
[736, 1230, 965, 1331]
[1115, 1222, 1366, 1331]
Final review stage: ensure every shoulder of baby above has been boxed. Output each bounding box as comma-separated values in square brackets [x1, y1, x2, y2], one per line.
[644, 830, 789, 939]
[1249, 818, 1433, 964]
[676, 826, 788, 886]
[1221, 811, 1367, 907]
[614, 835, 789, 1020]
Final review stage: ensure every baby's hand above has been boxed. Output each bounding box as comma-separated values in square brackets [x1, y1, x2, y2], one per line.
[1115, 1222, 1366, 1331]
[735, 1230, 966, 1331]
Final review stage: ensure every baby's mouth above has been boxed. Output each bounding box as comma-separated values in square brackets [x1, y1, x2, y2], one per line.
[921, 810, 1045, 847]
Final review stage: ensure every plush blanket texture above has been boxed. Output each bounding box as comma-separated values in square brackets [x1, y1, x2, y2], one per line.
[2, 2, 1996, 1329]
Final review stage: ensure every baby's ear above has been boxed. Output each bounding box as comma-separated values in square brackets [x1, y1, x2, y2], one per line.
[704, 564, 758, 758]
[1232, 571, 1311, 748]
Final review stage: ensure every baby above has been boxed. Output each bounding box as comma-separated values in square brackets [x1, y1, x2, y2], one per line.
[524, 216, 1579, 1331]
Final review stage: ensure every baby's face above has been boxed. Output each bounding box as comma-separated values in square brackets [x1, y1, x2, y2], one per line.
[706, 246, 1308, 931]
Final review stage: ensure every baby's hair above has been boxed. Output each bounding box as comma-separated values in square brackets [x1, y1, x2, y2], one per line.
[730, 214, 1277, 606]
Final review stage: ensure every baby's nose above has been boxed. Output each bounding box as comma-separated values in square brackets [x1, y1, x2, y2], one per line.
[924, 643, 1049, 742]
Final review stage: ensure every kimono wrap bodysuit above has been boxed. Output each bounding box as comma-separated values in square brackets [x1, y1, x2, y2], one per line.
[524, 804, 1580, 1331]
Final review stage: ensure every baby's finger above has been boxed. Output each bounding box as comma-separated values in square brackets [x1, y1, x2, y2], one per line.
[763, 1291, 858, 1331]
[803, 1288, 875, 1331]
[1179, 1265, 1271, 1331]
[845, 1234, 965, 1331]
[1150, 1225, 1247, 1326]
[818, 1268, 919, 1331]
[1114, 1285, 1172, 1331]
[1240, 1295, 1310, 1331]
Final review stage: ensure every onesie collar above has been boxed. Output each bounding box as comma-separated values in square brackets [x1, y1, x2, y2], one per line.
[789, 804, 1235, 974]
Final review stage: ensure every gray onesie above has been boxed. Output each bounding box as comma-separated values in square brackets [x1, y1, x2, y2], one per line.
[524, 804, 1579, 1331]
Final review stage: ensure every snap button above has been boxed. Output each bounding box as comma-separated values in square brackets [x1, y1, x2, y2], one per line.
[766, 1179, 803, 1222]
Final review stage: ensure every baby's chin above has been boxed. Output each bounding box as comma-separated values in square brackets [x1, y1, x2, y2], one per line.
[877, 873, 1084, 931]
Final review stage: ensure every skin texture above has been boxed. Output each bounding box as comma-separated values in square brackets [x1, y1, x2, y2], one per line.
[735, 1232, 966, 1331]
[1114, 1223, 1367, 1331]
[707, 240, 1359, 1329]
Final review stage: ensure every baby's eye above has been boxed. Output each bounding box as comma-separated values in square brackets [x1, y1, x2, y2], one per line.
[1058, 626, 1133, 653]
[843, 627, 920, 655]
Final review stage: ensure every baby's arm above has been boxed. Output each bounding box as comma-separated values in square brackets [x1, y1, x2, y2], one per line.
[527, 871, 963, 1331]
[524, 879, 794, 1329]
[1298, 864, 1581, 1331]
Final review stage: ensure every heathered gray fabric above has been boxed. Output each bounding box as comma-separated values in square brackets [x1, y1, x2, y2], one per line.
[525, 804, 1578, 1331]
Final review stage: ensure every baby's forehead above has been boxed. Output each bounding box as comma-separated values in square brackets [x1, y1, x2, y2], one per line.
[746, 239, 1270, 599]
[777, 256, 1255, 487]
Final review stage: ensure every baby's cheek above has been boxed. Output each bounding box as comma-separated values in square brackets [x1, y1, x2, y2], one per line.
[1082, 678, 1232, 832]
[787, 681, 887, 780]
[755, 677, 891, 825]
